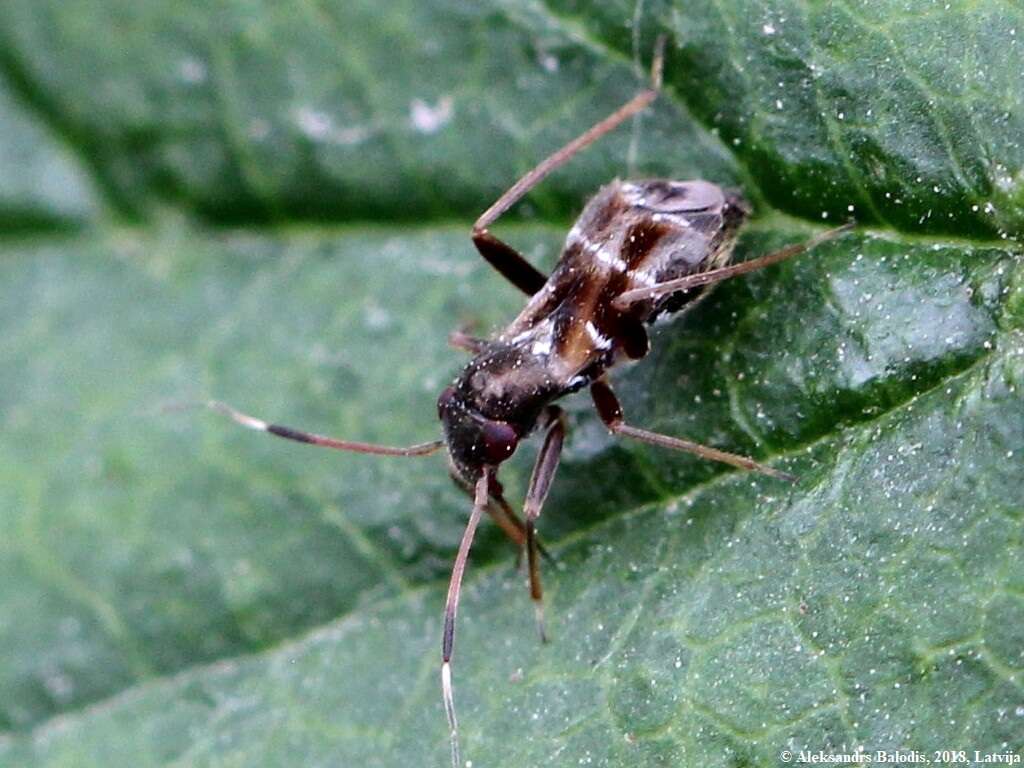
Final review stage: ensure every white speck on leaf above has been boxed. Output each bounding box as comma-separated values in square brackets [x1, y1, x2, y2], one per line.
[295, 107, 332, 140]
[364, 303, 391, 331]
[410, 95, 454, 134]
[539, 52, 559, 72]
[293, 107, 370, 145]
[178, 57, 207, 84]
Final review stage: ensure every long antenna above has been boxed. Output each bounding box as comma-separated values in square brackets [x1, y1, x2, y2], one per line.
[165, 400, 444, 456]
[472, 35, 666, 234]
[442, 471, 490, 768]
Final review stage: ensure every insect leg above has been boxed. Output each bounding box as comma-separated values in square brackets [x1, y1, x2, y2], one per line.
[442, 471, 490, 768]
[448, 328, 490, 355]
[471, 36, 666, 296]
[450, 461, 558, 572]
[590, 380, 796, 481]
[196, 400, 444, 456]
[490, 479, 557, 566]
[523, 406, 567, 643]
[471, 230, 548, 296]
[612, 222, 854, 310]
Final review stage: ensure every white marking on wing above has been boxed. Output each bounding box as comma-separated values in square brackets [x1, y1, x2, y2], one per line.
[594, 245, 627, 271]
[577, 235, 626, 273]
[509, 315, 554, 346]
[629, 267, 658, 288]
[531, 337, 553, 356]
[585, 321, 613, 349]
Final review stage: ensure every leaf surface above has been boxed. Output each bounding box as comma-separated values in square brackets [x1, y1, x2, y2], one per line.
[1, 1, 1022, 766]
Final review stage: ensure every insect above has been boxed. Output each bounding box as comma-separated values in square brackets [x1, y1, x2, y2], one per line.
[203, 38, 850, 767]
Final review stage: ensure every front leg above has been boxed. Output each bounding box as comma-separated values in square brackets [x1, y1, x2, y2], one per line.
[521, 406, 567, 643]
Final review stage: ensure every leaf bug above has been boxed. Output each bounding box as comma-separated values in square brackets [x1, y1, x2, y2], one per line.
[201, 36, 852, 767]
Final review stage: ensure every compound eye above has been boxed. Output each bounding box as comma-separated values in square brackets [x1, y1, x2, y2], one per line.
[480, 420, 518, 464]
[436, 386, 457, 419]
[636, 180, 724, 213]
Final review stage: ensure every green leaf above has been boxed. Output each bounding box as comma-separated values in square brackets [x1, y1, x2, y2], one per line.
[1, 1, 1022, 766]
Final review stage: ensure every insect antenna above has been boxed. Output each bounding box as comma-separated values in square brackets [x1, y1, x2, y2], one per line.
[442, 470, 490, 768]
[472, 35, 666, 235]
[164, 400, 444, 456]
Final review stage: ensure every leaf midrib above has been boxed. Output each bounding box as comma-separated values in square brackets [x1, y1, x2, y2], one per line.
[0, 215, 1020, 252]
[1, 10, 1020, 245]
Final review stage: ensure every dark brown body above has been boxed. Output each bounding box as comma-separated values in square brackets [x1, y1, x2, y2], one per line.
[440, 179, 749, 481]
